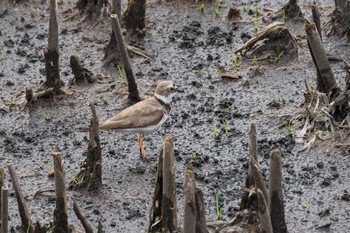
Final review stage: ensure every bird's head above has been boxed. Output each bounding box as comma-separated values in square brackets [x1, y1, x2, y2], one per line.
[154, 81, 177, 104]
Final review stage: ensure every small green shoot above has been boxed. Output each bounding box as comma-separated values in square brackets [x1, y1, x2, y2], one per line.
[275, 52, 283, 63]
[191, 151, 198, 160]
[244, 1, 250, 12]
[216, 192, 223, 220]
[116, 64, 125, 80]
[254, 4, 259, 33]
[200, 3, 204, 13]
[252, 56, 257, 65]
[26, 221, 31, 233]
[102, 95, 108, 104]
[226, 103, 232, 109]
[230, 55, 238, 67]
[330, 127, 336, 134]
[215, 3, 220, 16]
[0, 50, 5, 61]
[282, 10, 287, 23]
[72, 174, 82, 184]
[222, 120, 229, 138]
[49, 225, 54, 233]
[305, 200, 310, 212]
[44, 110, 52, 121]
[125, 203, 132, 209]
[212, 125, 217, 139]
[215, 67, 224, 75]
[285, 119, 292, 134]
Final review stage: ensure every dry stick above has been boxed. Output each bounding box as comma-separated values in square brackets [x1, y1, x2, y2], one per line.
[110, 14, 141, 103]
[269, 149, 288, 233]
[250, 159, 269, 206]
[7, 164, 34, 232]
[0, 167, 4, 220]
[45, 0, 61, 92]
[1, 184, 8, 233]
[52, 149, 69, 233]
[148, 147, 164, 232]
[195, 188, 208, 233]
[184, 162, 196, 233]
[246, 122, 258, 188]
[257, 189, 273, 233]
[305, 19, 340, 101]
[72, 196, 96, 233]
[161, 136, 178, 232]
[311, 4, 322, 41]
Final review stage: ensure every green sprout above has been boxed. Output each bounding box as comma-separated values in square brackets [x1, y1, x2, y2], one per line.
[9, 96, 17, 108]
[215, 67, 224, 75]
[0, 49, 5, 61]
[216, 192, 223, 220]
[44, 110, 52, 121]
[72, 174, 83, 184]
[49, 226, 54, 233]
[254, 4, 259, 33]
[244, 1, 250, 12]
[230, 55, 238, 67]
[26, 221, 31, 233]
[282, 10, 287, 23]
[330, 127, 336, 134]
[212, 125, 217, 139]
[200, 3, 204, 13]
[305, 200, 310, 212]
[252, 56, 257, 65]
[222, 120, 229, 138]
[102, 95, 108, 104]
[191, 151, 198, 160]
[275, 52, 283, 63]
[215, 2, 220, 16]
[116, 64, 125, 80]
[125, 203, 132, 209]
[226, 103, 232, 109]
[285, 119, 292, 134]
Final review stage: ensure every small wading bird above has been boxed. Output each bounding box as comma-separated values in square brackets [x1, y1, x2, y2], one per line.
[80, 81, 177, 161]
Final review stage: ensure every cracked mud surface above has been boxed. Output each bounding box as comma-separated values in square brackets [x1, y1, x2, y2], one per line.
[0, 0, 350, 232]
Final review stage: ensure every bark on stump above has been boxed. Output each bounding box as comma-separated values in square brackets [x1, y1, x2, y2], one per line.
[70, 102, 102, 191]
[305, 20, 340, 101]
[7, 164, 34, 232]
[123, 0, 146, 34]
[149, 136, 178, 232]
[52, 149, 69, 233]
[76, 0, 108, 20]
[325, 0, 350, 39]
[45, 0, 62, 93]
[111, 14, 141, 103]
[269, 149, 288, 233]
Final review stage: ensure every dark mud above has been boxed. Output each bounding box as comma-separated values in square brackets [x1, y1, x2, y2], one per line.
[1, 0, 350, 232]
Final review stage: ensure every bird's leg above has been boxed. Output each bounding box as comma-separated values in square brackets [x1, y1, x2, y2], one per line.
[138, 133, 147, 161]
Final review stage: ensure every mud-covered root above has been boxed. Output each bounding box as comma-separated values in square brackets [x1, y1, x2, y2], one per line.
[227, 5, 242, 22]
[123, 0, 146, 36]
[183, 163, 208, 233]
[70, 55, 96, 84]
[305, 19, 340, 101]
[69, 102, 102, 191]
[72, 196, 96, 233]
[263, 0, 303, 23]
[324, 0, 350, 40]
[52, 149, 69, 233]
[76, 0, 108, 22]
[149, 136, 178, 232]
[45, 0, 63, 94]
[235, 22, 298, 63]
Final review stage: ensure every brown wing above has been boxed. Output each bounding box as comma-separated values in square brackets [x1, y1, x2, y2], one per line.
[99, 97, 166, 130]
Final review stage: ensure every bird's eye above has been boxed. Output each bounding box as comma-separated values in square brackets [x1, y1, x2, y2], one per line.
[168, 87, 175, 92]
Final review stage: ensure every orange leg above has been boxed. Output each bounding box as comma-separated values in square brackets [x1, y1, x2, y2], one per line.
[137, 133, 147, 161]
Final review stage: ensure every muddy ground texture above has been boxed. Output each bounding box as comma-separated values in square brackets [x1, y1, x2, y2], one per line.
[1, 0, 350, 232]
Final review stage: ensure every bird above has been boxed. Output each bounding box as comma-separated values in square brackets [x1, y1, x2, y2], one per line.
[80, 80, 177, 161]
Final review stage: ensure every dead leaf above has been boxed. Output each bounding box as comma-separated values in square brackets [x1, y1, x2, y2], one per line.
[220, 73, 241, 79]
